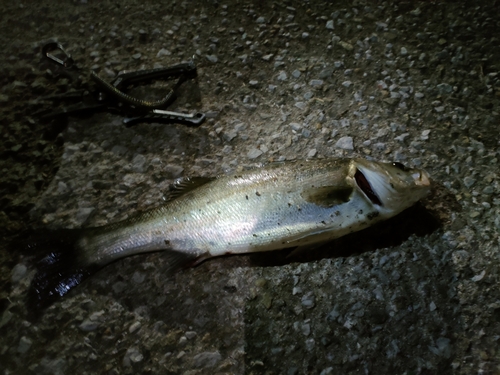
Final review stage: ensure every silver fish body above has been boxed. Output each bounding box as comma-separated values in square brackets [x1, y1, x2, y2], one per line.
[80, 158, 431, 266]
[26, 157, 431, 311]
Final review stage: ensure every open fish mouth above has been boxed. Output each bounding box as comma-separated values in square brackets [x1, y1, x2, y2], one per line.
[354, 168, 382, 206]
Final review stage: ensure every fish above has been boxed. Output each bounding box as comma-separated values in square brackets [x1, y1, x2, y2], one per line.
[23, 157, 431, 312]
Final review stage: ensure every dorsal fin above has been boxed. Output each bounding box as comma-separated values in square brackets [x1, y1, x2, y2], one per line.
[301, 185, 353, 208]
[169, 177, 215, 199]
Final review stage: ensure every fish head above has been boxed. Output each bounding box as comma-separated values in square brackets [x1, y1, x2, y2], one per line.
[351, 159, 431, 216]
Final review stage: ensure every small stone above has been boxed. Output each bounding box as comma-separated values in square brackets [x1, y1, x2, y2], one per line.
[193, 351, 222, 368]
[247, 148, 263, 159]
[249, 80, 259, 87]
[301, 292, 315, 308]
[57, 181, 69, 194]
[292, 69, 301, 78]
[463, 176, 476, 188]
[11, 264, 27, 283]
[437, 83, 453, 95]
[421, 130, 431, 140]
[123, 347, 143, 367]
[429, 337, 451, 358]
[256, 16, 265, 23]
[410, 8, 422, 16]
[305, 338, 315, 351]
[205, 111, 219, 118]
[319, 68, 334, 79]
[157, 48, 171, 57]
[164, 165, 184, 179]
[185, 331, 197, 339]
[339, 41, 353, 51]
[261, 293, 273, 309]
[129, 321, 141, 333]
[295, 101, 307, 110]
[301, 323, 311, 336]
[307, 149, 317, 158]
[17, 336, 32, 354]
[0, 310, 13, 329]
[132, 272, 145, 284]
[79, 319, 100, 332]
[342, 81, 352, 87]
[309, 79, 324, 87]
[303, 91, 313, 100]
[472, 270, 486, 282]
[277, 71, 287, 81]
[132, 154, 146, 173]
[400, 47, 408, 56]
[429, 301, 437, 312]
[206, 54, 218, 63]
[302, 32, 309, 39]
[289, 123, 302, 132]
[482, 186, 494, 195]
[223, 130, 238, 142]
[335, 136, 354, 150]
[326, 20, 334, 30]
[11, 144, 22, 152]
[112, 281, 127, 294]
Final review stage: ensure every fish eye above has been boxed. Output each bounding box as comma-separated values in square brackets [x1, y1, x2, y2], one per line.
[392, 162, 409, 172]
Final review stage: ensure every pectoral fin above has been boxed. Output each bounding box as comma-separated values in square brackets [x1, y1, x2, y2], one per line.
[301, 185, 353, 208]
[169, 177, 216, 199]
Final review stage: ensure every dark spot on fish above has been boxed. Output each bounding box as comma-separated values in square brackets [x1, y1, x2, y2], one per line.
[246, 195, 249, 200]
[335, 211, 340, 216]
[367, 211, 380, 220]
[256, 191, 261, 196]
[288, 202, 292, 207]
[358, 210, 363, 215]
[321, 221, 326, 225]
[164, 240, 170, 245]
[253, 234, 258, 237]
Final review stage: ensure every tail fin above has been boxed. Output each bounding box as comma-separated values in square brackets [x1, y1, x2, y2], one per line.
[17, 230, 100, 314]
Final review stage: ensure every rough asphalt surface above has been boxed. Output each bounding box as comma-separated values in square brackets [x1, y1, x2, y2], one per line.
[1, 1, 500, 374]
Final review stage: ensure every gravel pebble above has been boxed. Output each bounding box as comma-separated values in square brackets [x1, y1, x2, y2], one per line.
[247, 148, 263, 159]
[335, 136, 354, 150]
[193, 351, 222, 368]
[11, 264, 27, 283]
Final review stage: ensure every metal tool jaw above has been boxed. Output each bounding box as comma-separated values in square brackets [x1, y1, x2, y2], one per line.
[38, 43, 205, 127]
